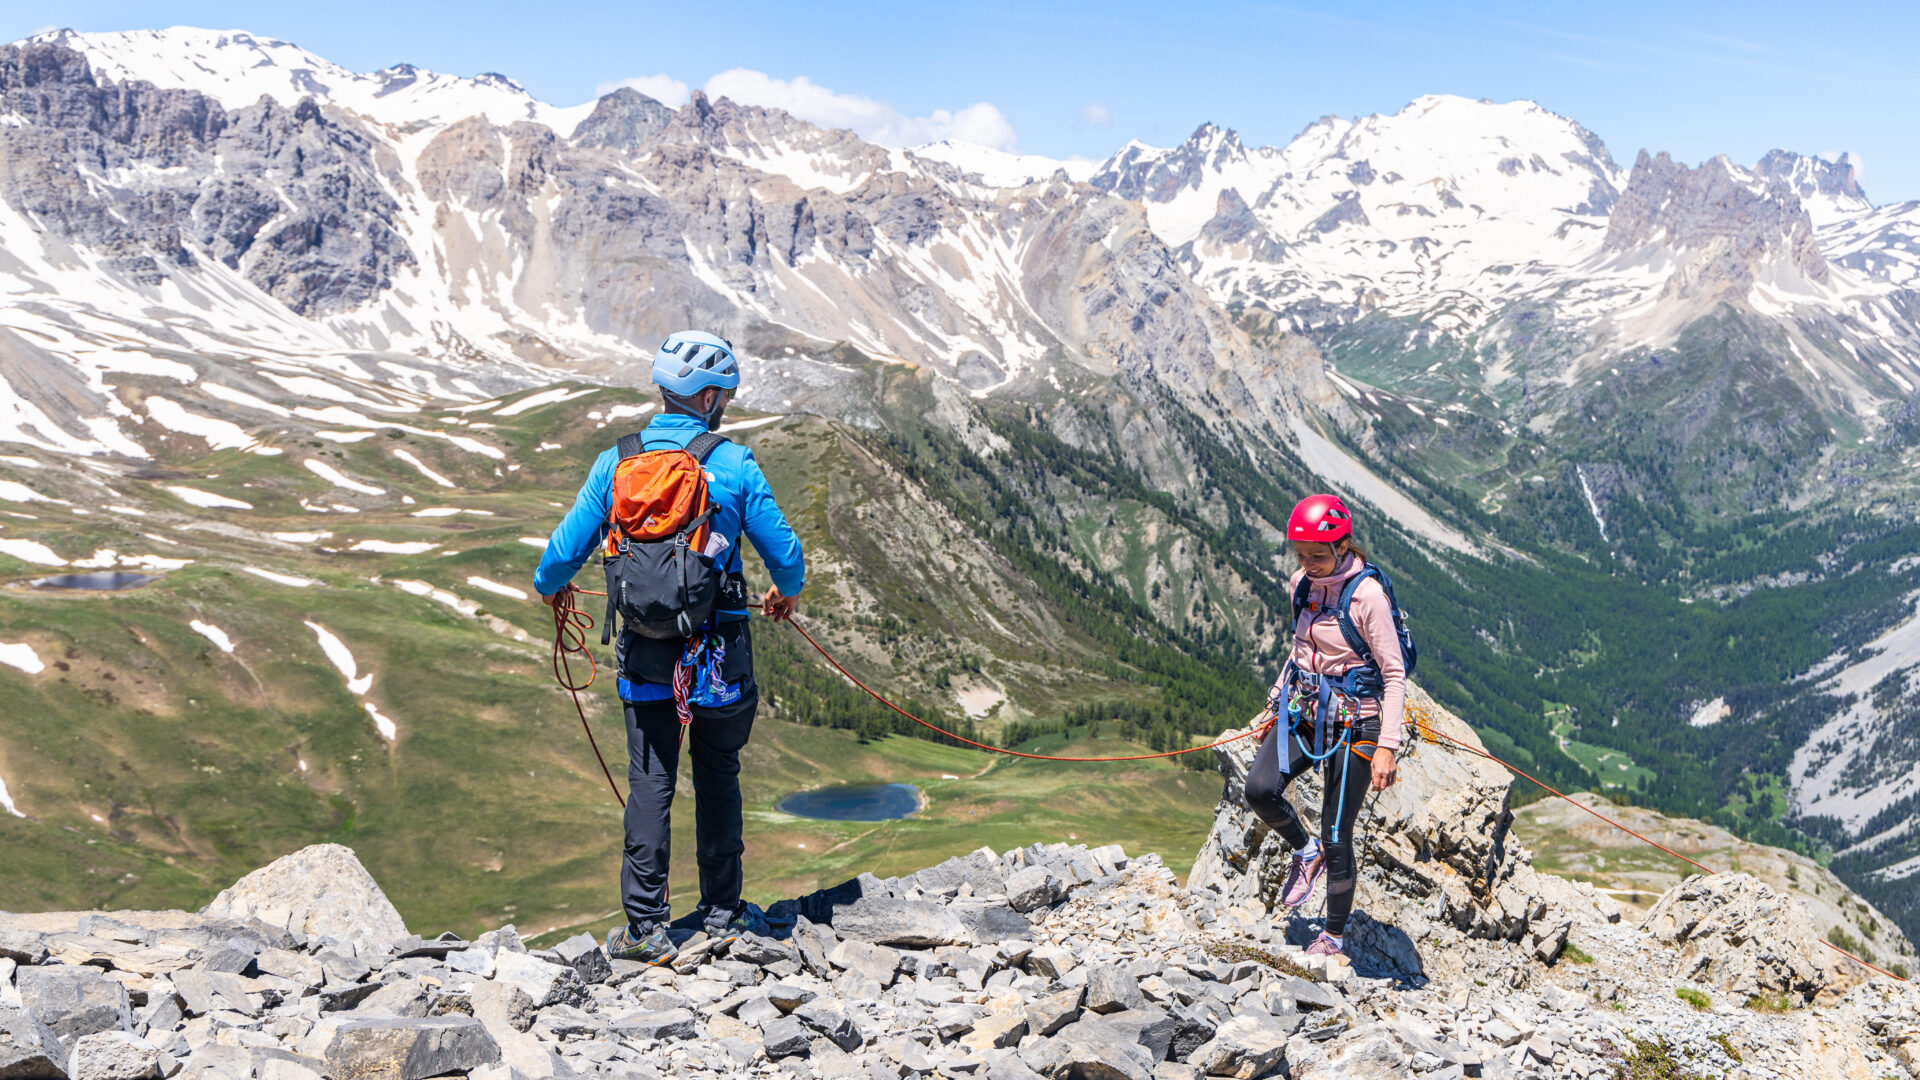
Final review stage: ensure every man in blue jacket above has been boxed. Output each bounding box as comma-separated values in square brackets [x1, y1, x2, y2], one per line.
[533, 330, 805, 966]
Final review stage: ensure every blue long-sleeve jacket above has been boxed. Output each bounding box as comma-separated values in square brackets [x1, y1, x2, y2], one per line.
[533, 413, 806, 615]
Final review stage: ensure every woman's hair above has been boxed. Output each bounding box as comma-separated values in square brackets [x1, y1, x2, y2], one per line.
[1296, 535, 1368, 568]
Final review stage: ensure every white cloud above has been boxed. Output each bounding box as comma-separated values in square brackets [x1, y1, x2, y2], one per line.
[595, 73, 691, 107]
[1080, 102, 1112, 126]
[702, 68, 1018, 151]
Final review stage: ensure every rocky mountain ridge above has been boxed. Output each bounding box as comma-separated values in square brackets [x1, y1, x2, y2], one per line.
[2, 690, 1914, 1080]
[5, 22, 1920, 973]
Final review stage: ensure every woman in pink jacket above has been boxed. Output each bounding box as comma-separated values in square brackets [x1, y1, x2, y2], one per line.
[1243, 493, 1405, 959]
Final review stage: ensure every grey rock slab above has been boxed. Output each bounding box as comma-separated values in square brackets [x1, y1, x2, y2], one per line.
[791, 1001, 861, 1052]
[168, 972, 260, 1019]
[736, 996, 783, 1026]
[65, 1032, 168, 1080]
[1184, 1014, 1292, 1079]
[351, 981, 428, 1020]
[1103, 1008, 1175, 1063]
[764, 984, 818, 1014]
[1025, 987, 1084, 1038]
[491, 953, 586, 1009]
[949, 905, 1030, 945]
[0, 1006, 67, 1080]
[0, 934, 50, 968]
[17, 967, 133, 1042]
[930, 1005, 975, 1040]
[321, 1015, 501, 1080]
[1023, 947, 1074, 981]
[469, 982, 536, 1036]
[607, 1009, 698, 1042]
[250, 951, 322, 989]
[956, 1012, 1025, 1052]
[827, 942, 900, 989]
[728, 935, 798, 968]
[829, 900, 971, 949]
[1003, 869, 1062, 915]
[761, 1017, 810, 1060]
[200, 846, 407, 956]
[1084, 968, 1144, 1016]
[546, 936, 610, 987]
[790, 919, 839, 981]
[531, 1005, 602, 1040]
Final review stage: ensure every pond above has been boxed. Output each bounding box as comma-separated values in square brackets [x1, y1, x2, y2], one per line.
[777, 783, 922, 822]
[29, 572, 162, 591]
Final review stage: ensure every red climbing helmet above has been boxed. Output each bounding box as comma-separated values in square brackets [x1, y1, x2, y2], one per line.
[1287, 493, 1352, 544]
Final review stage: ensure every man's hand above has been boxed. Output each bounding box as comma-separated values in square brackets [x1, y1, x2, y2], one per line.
[542, 583, 573, 610]
[762, 586, 797, 621]
[1370, 746, 1399, 792]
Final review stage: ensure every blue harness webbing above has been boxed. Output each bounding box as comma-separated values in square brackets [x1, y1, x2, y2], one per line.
[1281, 664, 1371, 843]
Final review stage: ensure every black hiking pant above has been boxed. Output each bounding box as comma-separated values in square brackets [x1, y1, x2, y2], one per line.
[620, 679, 759, 930]
[1242, 717, 1379, 936]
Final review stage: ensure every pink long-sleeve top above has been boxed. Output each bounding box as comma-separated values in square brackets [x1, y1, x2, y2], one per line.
[1287, 556, 1407, 751]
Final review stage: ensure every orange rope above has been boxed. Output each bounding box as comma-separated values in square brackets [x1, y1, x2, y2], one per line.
[551, 584, 624, 807]
[780, 613, 1275, 762]
[1410, 708, 1907, 983]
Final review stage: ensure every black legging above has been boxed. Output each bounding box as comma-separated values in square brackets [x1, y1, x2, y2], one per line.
[1242, 719, 1377, 936]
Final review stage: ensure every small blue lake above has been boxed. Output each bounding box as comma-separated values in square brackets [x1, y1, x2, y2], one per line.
[777, 783, 921, 822]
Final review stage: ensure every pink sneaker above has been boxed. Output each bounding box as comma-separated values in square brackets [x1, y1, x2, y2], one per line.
[1304, 932, 1344, 957]
[1280, 847, 1326, 908]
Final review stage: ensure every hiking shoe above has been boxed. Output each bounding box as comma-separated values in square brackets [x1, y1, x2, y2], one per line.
[702, 903, 770, 942]
[604, 922, 677, 966]
[1304, 932, 1344, 958]
[1280, 847, 1326, 908]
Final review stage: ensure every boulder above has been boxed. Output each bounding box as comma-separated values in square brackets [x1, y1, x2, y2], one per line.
[1639, 873, 1868, 1005]
[1085, 966, 1145, 1015]
[199, 846, 406, 954]
[1005, 867, 1063, 914]
[607, 1010, 698, 1042]
[759, 1017, 809, 1060]
[827, 940, 901, 989]
[0, 1006, 67, 1080]
[490, 953, 585, 1009]
[0, 933, 50, 967]
[792, 1000, 861, 1051]
[66, 1032, 171, 1080]
[829, 899, 972, 948]
[16, 967, 132, 1042]
[321, 1016, 500, 1080]
[1281, 1026, 1412, 1080]
[1185, 1013, 1293, 1079]
[544, 935, 609, 987]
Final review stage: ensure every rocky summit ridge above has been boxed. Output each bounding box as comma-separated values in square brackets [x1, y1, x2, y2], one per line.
[3, 692, 1914, 1080]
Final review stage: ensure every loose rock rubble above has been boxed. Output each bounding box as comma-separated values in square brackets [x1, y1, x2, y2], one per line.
[2, 688, 1914, 1079]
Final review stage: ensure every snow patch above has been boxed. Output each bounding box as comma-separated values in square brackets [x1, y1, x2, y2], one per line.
[305, 621, 372, 695]
[518, 536, 548, 549]
[349, 540, 438, 555]
[0, 481, 52, 503]
[0, 767, 22, 816]
[365, 703, 397, 742]
[190, 621, 235, 653]
[391, 578, 477, 616]
[392, 449, 455, 488]
[494, 387, 599, 417]
[164, 486, 253, 510]
[243, 567, 320, 587]
[466, 576, 528, 600]
[0, 640, 44, 674]
[0, 538, 66, 566]
[303, 459, 385, 496]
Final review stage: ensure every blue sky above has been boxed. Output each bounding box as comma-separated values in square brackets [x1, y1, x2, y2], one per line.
[11, 1, 1920, 201]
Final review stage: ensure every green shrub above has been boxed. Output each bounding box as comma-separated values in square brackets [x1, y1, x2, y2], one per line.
[1674, 987, 1711, 1011]
[1742, 991, 1791, 1014]
[1560, 941, 1596, 964]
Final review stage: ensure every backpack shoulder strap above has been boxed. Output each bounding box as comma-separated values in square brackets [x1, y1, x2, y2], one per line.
[1290, 575, 1311, 630]
[1335, 566, 1380, 666]
[685, 431, 729, 463]
[614, 432, 647, 460]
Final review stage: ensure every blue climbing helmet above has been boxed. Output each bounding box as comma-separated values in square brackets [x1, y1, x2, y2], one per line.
[650, 331, 741, 396]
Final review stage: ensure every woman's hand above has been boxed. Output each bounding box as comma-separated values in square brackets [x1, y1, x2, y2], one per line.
[541, 583, 573, 610]
[1369, 746, 1398, 791]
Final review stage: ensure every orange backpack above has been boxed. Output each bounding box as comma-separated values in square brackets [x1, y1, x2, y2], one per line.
[600, 431, 729, 641]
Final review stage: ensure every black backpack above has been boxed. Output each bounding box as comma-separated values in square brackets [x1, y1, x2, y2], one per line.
[599, 431, 729, 643]
[1290, 564, 1418, 694]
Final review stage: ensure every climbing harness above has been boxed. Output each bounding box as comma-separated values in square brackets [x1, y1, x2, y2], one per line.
[1407, 704, 1908, 984]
